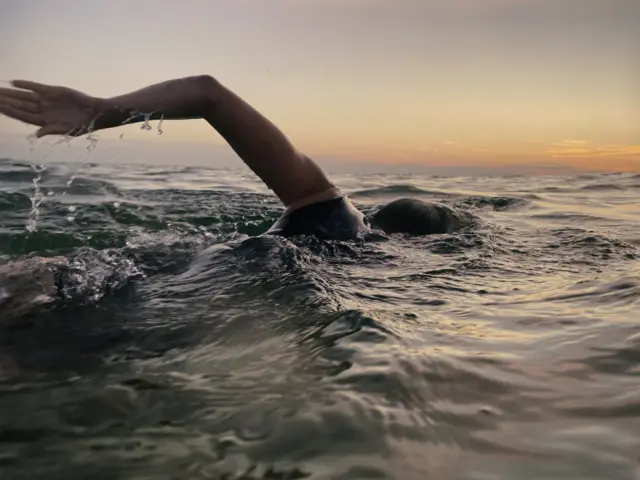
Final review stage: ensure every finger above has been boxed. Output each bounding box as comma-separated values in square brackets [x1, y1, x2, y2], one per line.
[0, 96, 39, 114]
[0, 87, 39, 103]
[0, 104, 42, 126]
[11, 80, 53, 94]
[38, 124, 90, 138]
[36, 124, 75, 138]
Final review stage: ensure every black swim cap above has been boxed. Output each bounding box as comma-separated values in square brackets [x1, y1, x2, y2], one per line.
[369, 197, 463, 235]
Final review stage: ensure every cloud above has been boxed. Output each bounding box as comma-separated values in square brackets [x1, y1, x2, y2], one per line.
[554, 139, 589, 146]
[548, 141, 640, 158]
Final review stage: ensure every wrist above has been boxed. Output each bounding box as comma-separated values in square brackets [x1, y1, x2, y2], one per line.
[89, 75, 220, 131]
[91, 97, 130, 131]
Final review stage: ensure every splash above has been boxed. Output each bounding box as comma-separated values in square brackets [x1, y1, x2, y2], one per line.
[157, 114, 164, 135]
[141, 112, 153, 131]
[26, 164, 47, 233]
[119, 110, 164, 135]
[62, 120, 99, 194]
[23, 109, 166, 231]
[58, 248, 144, 303]
[25, 134, 52, 232]
[23, 124, 100, 231]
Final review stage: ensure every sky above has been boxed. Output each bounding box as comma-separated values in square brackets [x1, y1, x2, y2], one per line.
[0, 0, 638, 174]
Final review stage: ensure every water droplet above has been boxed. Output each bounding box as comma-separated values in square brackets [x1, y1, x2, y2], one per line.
[113, 202, 121, 209]
[68, 206, 77, 213]
[66, 215, 76, 223]
[141, 113, 153, 131]
[157, 114, 164, 135]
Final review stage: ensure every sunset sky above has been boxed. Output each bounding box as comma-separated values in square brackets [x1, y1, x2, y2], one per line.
[1, 0, 638, 173]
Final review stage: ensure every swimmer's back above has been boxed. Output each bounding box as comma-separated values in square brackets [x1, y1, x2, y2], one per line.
[267, 195, 368, 241]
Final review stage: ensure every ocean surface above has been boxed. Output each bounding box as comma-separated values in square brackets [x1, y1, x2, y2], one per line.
[0, 157, 639, 480]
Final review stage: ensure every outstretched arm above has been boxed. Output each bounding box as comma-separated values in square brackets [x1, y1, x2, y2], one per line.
[0, 76, 337, 208]
[98, 76, 336, 207]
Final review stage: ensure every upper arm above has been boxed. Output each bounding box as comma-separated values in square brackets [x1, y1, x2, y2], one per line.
[199, 77, 337, 207]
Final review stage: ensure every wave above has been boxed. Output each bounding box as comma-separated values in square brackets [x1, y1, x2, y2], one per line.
[530, 213, 614, 223]
[487, 275, 640, 310]
[580, 183, 626, 192]
[0, 192, 32, 212]
[547, 229, 637, 261]
[459, 196, 530, 211]
[532, 181, 635, 195]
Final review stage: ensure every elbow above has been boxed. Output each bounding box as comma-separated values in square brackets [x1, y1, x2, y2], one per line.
[193, 74, 218, 88]
[193, 74, 221, 95]
[191, 74, 221, 114]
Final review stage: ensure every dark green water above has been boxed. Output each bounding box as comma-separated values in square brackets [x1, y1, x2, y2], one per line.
[1, 158, 639, 479]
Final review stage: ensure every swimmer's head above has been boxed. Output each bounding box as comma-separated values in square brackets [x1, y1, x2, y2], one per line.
[368, 197, 465, 235]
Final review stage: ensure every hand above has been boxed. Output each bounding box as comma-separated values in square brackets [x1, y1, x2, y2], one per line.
[0, 80, 102, 137]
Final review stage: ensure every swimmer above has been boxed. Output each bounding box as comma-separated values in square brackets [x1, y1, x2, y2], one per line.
[0, 76, 463, 321]
[0, 76, 463, 239]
